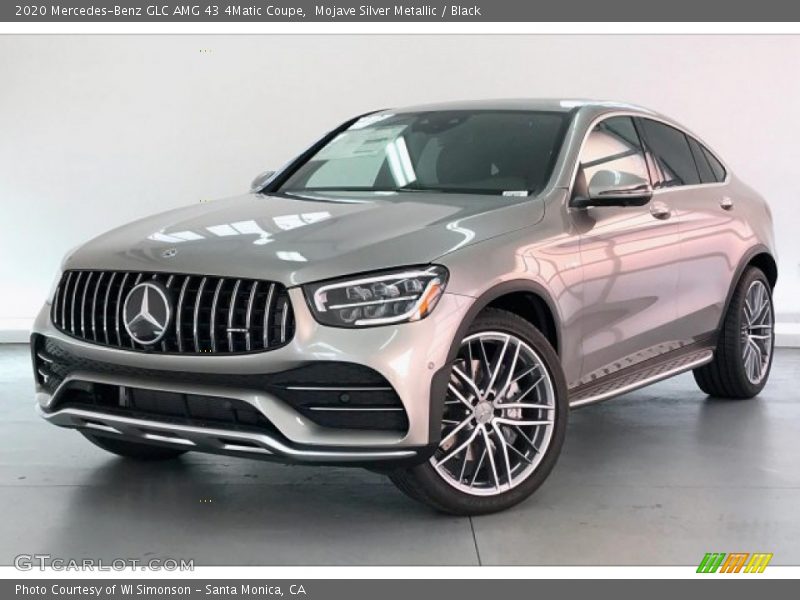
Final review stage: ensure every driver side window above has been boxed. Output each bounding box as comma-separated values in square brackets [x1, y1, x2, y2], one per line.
[580, 117, 650, 186]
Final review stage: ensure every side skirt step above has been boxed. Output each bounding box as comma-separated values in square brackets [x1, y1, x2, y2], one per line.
[568, 347, 714, 408]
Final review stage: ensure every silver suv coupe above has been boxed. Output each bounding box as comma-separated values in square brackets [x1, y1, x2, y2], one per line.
[32, 100, 777, 514]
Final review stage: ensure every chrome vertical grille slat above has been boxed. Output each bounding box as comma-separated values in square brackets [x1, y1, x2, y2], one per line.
[129, 274, 141, 348]
[51, 270, 294, 355]
[280, 299, 289, 343]
[210, 278, 225, 353]
[227, 279, 242, 352]
[161, 275, 174, 352]
[69, 271, 83, 334]
[114, 272, 130, 346]
[102, 272, 116, 344]
[79, 271, 94, 338]
[90, 272, 104, 341]
[51, 277, 62, 328]
[245, 281, 259, 352]
[59, 271, 73, 328]
[263, 282, 276, 349]
[176, 275, 191, 353]
[193, 277, 208, 353]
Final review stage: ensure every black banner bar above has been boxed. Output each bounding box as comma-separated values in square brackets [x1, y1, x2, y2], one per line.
[4, 579, 800, 600]
[3, 0, 800, 22]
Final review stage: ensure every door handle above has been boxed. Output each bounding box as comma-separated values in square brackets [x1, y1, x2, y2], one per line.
[720, 196, 734, 210]
[649, 201, 671, 220]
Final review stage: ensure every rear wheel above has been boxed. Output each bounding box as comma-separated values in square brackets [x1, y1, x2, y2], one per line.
[693, 267, 775, 399]
[80, 432, 188, 461]
[390, 309, 568, 515]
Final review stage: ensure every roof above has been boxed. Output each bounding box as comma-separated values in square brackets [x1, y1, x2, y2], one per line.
[391, 98, 657, 115]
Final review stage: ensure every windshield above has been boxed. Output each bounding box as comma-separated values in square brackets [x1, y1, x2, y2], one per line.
[278, 110, 569, 196]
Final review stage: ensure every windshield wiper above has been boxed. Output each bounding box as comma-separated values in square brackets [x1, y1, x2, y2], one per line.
[395, 184, 508, 195]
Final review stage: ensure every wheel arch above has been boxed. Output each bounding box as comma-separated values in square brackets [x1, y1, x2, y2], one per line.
[449, 280, 562, 362]
[716, 245, 778, 334]
[428, 280, 563, 444]
[748, 251, 778, 289]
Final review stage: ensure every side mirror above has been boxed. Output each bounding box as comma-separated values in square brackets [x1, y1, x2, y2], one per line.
[573, 169, 653, 208]
[250, 170, 276, 192]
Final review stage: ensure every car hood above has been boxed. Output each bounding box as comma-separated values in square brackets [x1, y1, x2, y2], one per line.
[65, 190, 546, 285]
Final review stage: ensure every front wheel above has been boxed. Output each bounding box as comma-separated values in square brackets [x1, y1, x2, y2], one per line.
[390, 308, 568, 515]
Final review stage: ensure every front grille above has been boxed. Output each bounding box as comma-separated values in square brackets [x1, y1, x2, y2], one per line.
[51, 270, 295, 354]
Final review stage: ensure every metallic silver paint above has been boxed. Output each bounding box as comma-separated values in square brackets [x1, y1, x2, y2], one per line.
[33, 100, 777, 460]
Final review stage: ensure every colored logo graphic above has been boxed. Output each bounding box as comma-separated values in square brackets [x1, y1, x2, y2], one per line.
[697, 552, 773, 573]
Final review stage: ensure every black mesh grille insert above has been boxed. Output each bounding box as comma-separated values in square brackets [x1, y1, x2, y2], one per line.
[54, 382, 281, 436]
[50, 270, 295, 355]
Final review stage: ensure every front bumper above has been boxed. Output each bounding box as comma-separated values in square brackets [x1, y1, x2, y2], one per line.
[32, 288, 473, 464]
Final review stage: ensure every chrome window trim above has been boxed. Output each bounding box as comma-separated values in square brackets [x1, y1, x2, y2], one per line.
[566, 110, 731, 208]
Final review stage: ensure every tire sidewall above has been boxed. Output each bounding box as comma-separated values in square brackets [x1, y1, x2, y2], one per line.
[730, 268, 775, 397]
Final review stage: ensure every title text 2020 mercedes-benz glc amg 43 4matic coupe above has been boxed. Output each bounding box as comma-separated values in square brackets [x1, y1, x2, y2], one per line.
[32, 100, 777, 514]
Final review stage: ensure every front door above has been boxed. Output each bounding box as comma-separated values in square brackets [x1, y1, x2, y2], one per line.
[573, 116, 682, 385]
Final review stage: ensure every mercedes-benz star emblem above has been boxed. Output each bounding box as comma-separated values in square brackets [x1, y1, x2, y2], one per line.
[123, 281, 172, 345]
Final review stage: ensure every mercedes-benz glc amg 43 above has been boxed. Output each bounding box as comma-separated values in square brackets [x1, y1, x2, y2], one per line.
[32, 100, 777, 514]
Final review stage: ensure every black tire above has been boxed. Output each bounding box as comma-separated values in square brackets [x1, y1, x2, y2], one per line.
[389, 308, 568, 515]
[80, 432, 188, 461]
[693, 267, 775, 399]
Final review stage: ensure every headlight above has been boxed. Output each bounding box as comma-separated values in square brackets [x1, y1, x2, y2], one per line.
[305, 265, 448, 327]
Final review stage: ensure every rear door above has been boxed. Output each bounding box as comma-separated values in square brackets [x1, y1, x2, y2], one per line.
[636, 118, 735, 343]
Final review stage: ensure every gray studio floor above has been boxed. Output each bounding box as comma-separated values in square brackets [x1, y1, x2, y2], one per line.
[1, 343, 799, 566]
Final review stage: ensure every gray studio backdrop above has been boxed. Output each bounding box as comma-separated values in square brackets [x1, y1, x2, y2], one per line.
[1, 34, 799, 341]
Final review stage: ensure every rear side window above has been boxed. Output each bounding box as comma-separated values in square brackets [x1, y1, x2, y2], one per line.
[688, 137, 716, 183]
[702, 146, 726, 182]
[688, 136, 727, 184]
[639, 119, 701, 187]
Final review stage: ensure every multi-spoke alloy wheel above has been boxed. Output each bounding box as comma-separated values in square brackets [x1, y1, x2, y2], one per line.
[693, 267, 775, 399]
[431, 332, 555, 496]
[389, 308, 567, 515]
[741, 280, 773, 385]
